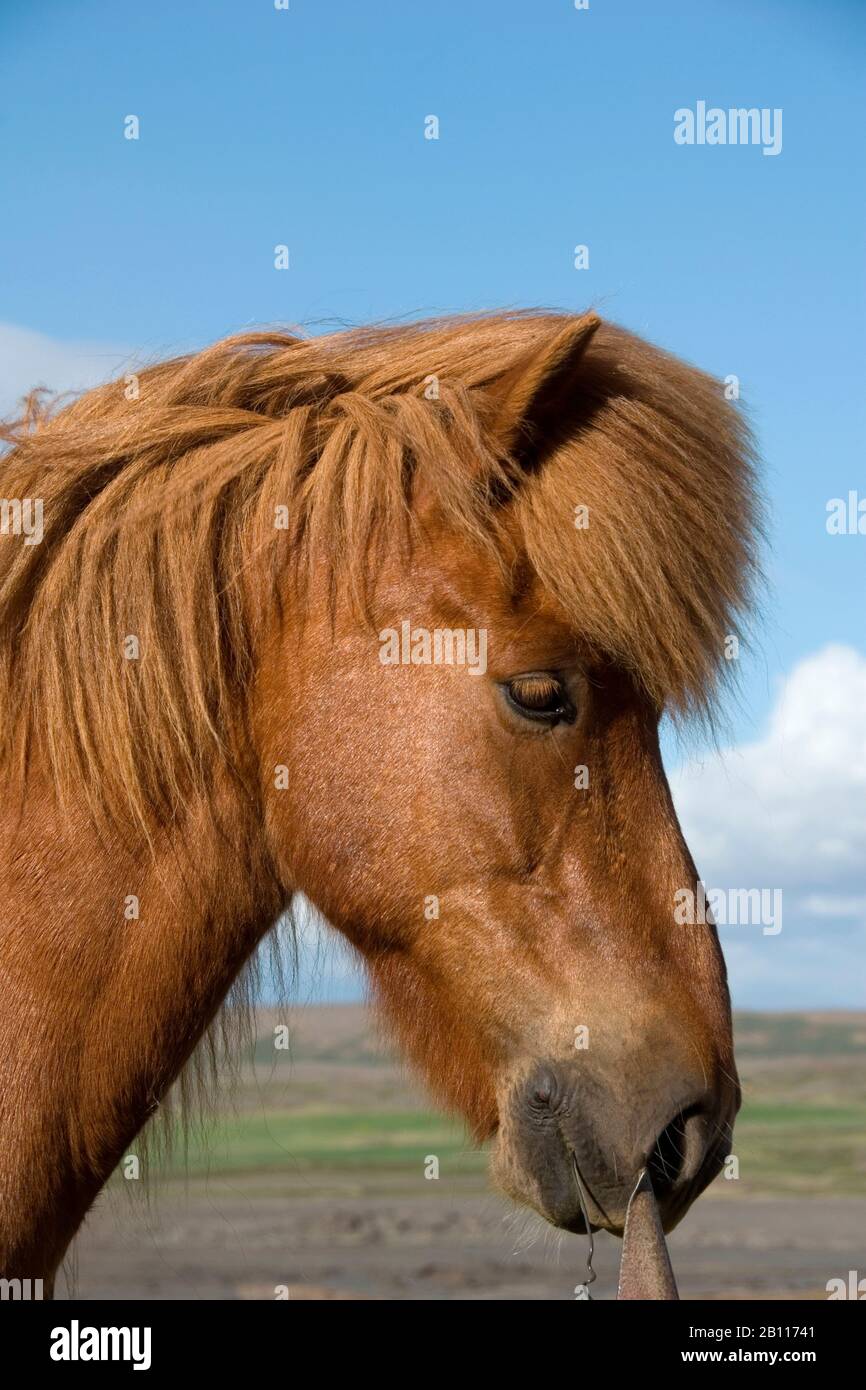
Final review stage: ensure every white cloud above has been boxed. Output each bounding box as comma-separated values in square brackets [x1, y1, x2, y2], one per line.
[669, 645, 866, 1007]
[0, 322, 137, 419]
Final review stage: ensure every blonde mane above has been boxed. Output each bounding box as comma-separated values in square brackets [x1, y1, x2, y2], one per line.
[0, 311, 761, 833]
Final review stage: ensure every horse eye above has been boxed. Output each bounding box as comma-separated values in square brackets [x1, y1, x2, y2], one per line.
[504, 674, 575, 725]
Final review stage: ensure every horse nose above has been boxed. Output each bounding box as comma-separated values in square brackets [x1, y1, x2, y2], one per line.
[505, 1059, 735, 1234]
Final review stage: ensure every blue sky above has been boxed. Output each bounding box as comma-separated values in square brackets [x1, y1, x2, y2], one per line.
[2, 0, 864, 1005]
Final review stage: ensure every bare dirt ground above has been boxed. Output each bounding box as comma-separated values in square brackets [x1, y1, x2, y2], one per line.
[59, 1182, 863, 1301]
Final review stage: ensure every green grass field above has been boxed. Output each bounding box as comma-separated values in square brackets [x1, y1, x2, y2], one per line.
[136, 1009, 866, 1197]
[165, 1109, 486, 1176]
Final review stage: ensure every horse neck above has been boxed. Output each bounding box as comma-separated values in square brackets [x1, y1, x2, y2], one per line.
[0, 770, 284, 1280]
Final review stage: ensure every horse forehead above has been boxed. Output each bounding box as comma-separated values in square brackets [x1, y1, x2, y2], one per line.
[408, 538, 571, 632]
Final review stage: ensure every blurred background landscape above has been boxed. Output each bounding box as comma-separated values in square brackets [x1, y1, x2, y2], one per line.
[61, 1004, 866, 1301]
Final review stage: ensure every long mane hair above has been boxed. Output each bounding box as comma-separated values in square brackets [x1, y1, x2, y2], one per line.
[0, 311, 761, 840]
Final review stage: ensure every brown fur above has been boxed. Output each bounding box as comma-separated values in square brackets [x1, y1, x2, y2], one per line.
[0, 311, 758, 836]
[0, 310, 759, 1290]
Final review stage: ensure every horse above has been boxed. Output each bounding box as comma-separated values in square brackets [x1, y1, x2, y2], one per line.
[0, 309, 760, 1297]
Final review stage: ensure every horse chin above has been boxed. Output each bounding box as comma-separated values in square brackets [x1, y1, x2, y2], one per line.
[488, 1133, 628, 1238]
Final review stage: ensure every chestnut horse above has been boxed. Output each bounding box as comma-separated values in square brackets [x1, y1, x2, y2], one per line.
[0, 311, 758, 1295]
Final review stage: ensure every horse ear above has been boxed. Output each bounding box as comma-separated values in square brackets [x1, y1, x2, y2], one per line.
[482, 312, 601, 458]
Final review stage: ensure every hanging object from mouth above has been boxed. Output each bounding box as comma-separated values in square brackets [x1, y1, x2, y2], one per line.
[571, 1154, 598, 1300]
[617, 1167, 680, 1300]
[572, 1160, 680, 1301]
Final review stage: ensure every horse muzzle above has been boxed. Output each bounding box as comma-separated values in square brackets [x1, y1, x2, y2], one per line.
[492, 1056, 738, 1238]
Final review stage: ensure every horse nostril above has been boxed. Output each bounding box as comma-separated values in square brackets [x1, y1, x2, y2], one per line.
[529, 1067, 558, 1109]
[647, 1104, 702, 1199]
